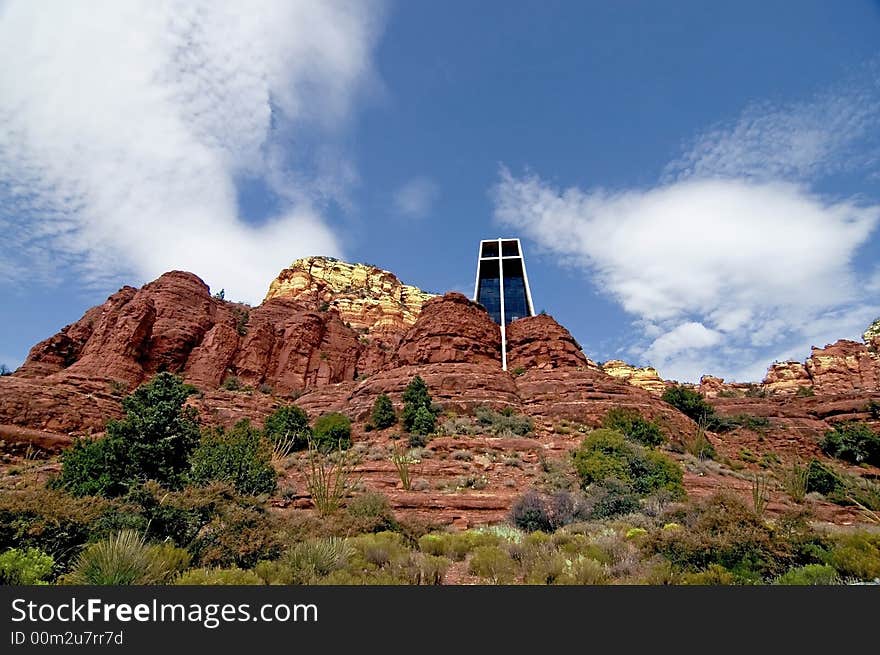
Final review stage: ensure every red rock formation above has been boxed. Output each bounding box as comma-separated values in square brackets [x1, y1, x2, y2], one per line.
[6, 261, 880, 529]
[16, 287, 137, 379]
[393, 293, 501, 367]
[184, 323, 242, 388]
[349, 363, 521, 420]
[230, 299, 360, 395]
[0, 376, 121, 434]
[505, 314, 593, 371]
[805, 340, 880, 395]
[516, 367, 694, 436]
[762, 361, 812, 395]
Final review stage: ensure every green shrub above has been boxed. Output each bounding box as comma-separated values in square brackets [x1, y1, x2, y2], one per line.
[821, 422, 880, 466]
[417, 534, 448, 558]
[56, 373, 200, 496]
[475, 406, 533, 437]
[417, 553, 452, 585]
[635, 451, 686, 497]
[0, 488, 115, 574]
[821, 533, 880, 581]
[188, 420, 277, 496]
[775, 564, 840, 585]
[806, 459, 843, 495]
[559, 556, 608, 585]
[411, 406, 436, 436]
[176, 568, 262, 585]
[468, 545, 517, 584]
[371, 394, 397, 430]
[62, 530, 184, 585]
[221, 376, 244, 391]
[265, 538, 354, 584]
[661, 385, 715, 423]
[312, 413, 352, 451]
[796, 386, 815, 398]
[571, 429, 684, 499]
[53, 436, 127, 497]
[602, 408, 664, 447]
[345, 492, 398, 532]
[583, 479, 641, 519]
[111, 482, 238, 550]
[522, 546, 569, 585]
[344, 532, 417, 580]
[0, 548, 54, 585]
[647, 493, 784, 581]
[263, 405, 311, 451]
[680, 564, 736, 585]
[189, 502, 281, 569]
[233, 308, 249, 336]
[417, 532, 491, 561]
[401, 376, 437, 433]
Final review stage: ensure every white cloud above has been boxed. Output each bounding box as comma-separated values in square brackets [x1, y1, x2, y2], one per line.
[392, 176, 439, 219]
[664, 63, 880, 183]
[643, 322, 722, 364]
[492, 67, 880, 383]
[494, 170, 880, 380]
[0, 1, 385, 303]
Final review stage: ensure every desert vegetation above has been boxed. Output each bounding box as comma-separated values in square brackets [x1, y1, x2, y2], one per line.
[1, 373, 878, 586]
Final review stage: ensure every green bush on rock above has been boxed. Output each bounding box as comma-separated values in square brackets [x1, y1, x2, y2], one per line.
[263, 405, 311, 451]
[188, 420, 277, 496]
[312, 413, 352, 451]
[56, 373, 200, 497]
[571, 429, 684, 499]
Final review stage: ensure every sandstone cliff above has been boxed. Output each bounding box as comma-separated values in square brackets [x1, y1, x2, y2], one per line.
[4, 260, 880, 529]
[264, 256, 435, 333]
[4, 257, 880, 445]
[600, 360, 667, 395]
[0, 271, 690, 443]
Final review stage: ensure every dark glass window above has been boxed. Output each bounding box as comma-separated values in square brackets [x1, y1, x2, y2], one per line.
[502, 259, 529, 324]
[503, 276, 529, 323]
[478, 277, 502, 324]
[501, 240, 519, 256]
[481, 241, 499, 258]
[476, 259, 502, 324]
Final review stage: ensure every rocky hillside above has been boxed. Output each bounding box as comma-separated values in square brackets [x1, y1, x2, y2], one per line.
[2, 258, 879, 527]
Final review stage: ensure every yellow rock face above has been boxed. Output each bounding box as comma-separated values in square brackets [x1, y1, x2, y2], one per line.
[762, 361, 812, 395]
[865, 317, 880, 350]
[264, 256, 436, 333]
[601, 359, 667, 395]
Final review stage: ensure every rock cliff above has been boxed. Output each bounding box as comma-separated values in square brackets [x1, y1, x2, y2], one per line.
[600, 360, 667, 395]
[3, 259, 880, 528]
[264, 256, 435, 333]
[4, 258, 880, 443]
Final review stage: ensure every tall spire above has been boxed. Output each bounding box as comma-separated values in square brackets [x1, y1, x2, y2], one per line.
[473, 238, 535, 370]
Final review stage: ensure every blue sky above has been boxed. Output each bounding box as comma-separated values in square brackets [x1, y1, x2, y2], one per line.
[2, 0, 880, 382]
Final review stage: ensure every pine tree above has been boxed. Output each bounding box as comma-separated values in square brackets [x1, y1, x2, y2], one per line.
[402, 375, 433, 432]
[371, 393, 397, 430]
[411, 405, 436, 436]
